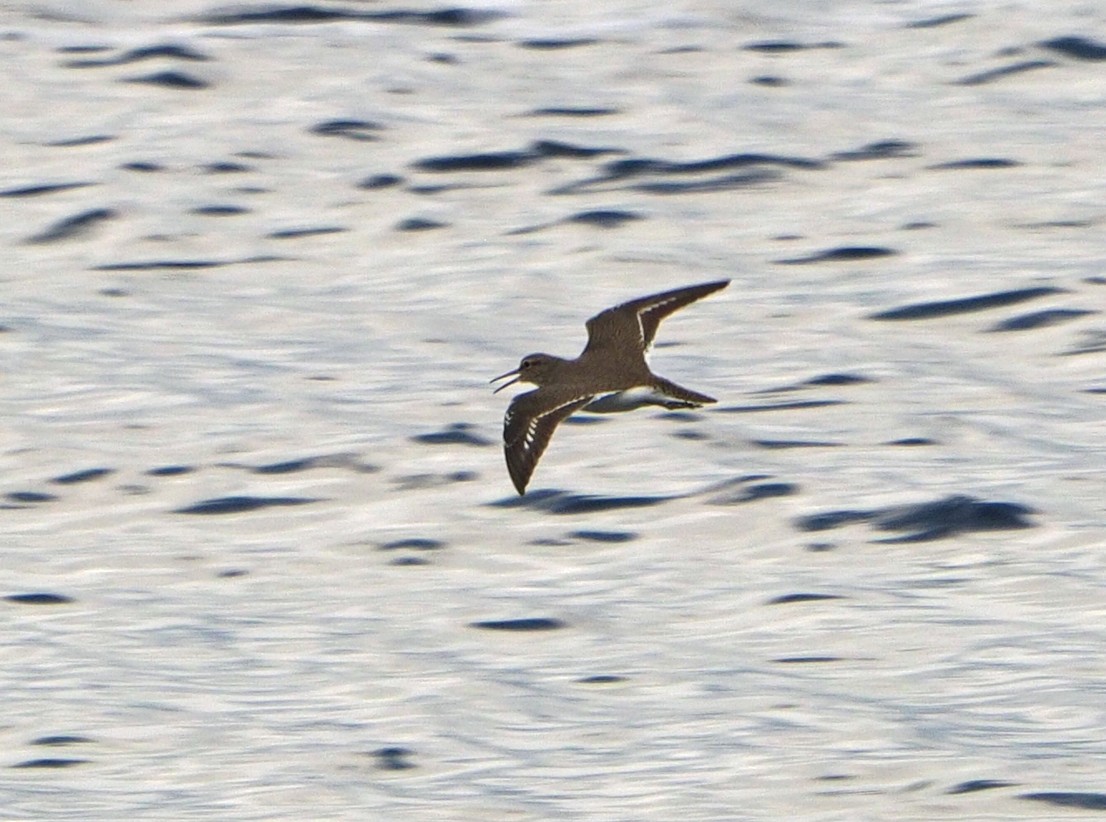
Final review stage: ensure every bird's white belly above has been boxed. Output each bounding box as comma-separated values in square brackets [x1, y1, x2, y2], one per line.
[583, 386, 669, 413]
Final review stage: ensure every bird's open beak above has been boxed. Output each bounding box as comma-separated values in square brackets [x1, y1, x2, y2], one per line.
[490, 368, 520, 394]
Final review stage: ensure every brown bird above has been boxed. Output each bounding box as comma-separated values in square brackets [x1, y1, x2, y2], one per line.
[491, 280, 729, 494]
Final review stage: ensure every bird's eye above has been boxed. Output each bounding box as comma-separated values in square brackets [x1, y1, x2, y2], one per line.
[522, 359, 533, 368]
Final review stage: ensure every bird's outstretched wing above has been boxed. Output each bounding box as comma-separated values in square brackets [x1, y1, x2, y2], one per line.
[503, 388, 595, 494]
[583, 279, 729, 355]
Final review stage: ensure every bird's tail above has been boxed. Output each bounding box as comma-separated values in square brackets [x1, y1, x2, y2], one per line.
[652, 377, 717, 408]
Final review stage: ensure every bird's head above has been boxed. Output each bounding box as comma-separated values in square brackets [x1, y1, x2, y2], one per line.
[491, 353, 564, 393]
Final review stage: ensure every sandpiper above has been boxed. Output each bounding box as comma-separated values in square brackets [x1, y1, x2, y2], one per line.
[491, 279, 729, 494]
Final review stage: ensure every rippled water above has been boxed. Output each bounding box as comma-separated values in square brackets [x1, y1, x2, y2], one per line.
[3, 1, 1105, 818]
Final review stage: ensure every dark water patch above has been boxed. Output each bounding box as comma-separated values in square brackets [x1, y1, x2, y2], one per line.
[947, 779, 1014, 794]
[470, 617, 566, 631]
[774, 656, 842, 664]
[577, 674, 626, 684]
[750, 75, 788, 87]
[372, 746, 416, 771]
[1, 181, 93, 197]
[1021, 792, 1106, 810]
[569, 530, 637, 543]
[413, 149, 537, 172]
[888, 437, 936, 446]
[6, 593, 74, 605]
[199, 6, 358, 24]
[149, 466, 194, 480]
[671, 429, 708, 441]
[192, 204, 248, 216]
[120, 43, 210, 61]
[831, 140, 918, 161]
[708, 480, 798, 505]
[390, 556, 429, 566]
[6, 491, 58, 503]
[247, 456, 376, 475]
[767, 593, 843, 605]
[64, 43, 210, 68]
[1025, 218, 1094, 228]
[267, 226, 347, 239]
[718, 399, 845, 413]
[928, 158, 1020, 170]
[614, 153, 816, 177]
[408, 183, 480, 194]
[199, 6, 503, 26]
[566, 209, 642, 228]
[657, 411, 703, 421]
[955, 60, 1054, 85]
[395, 217, 447, 231]
[124, 70, 209, 89]
[706, 473, 777, 486]
[121, 161, 163, 172]
[744, 484, 800, 502]
[528, 106, 617, 117]
[26, 208, 116, 244]
[392, 471, 476, 490]
[986, 308, 1095, 332]
[777, 246, 896, 265]
[906, 13, 974, 28]
[795, 509, 872, 532]
[518, 38, 598, 50]
[796, 495, 1035, 541]
[32, 735, 94, 746]
[203, 161, 251, 174]
[412, 423, 491, 446]
[175, 496, 318, 515]
[359, 173, 403, 189]
[92, 259, 226, 271]
[413, 139, 618, 175]
[744, 40, 842, 53]
[56, 45, 111, 53]
[536, 139, 621, 159]
[309, 119, 384, 141]
[12, 758, 87, 769]
[752, 439, 838, 449]
[870, 286, 1064, 320]
[806, 372, 872, 387]
[491, 489, 672, 514]
[554, 152, 819, 195]
[250, 458, 322, 474]
[47, 135, 115, 147]
[380, 538, 446, 551]
[806, 542, 836, 552]
[1041, 36, 1106, 61]
[217, 569, 248, 578]
[52, 467, 113, 485]
[902, 220, 937, 230]
[632, 170, 781, 194]
[562, 415, 607, 426]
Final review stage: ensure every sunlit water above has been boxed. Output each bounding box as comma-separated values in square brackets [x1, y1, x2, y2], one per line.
[2, 1, 1105, 818]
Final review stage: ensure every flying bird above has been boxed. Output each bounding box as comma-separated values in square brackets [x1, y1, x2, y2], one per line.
[491, 280, 729, 494]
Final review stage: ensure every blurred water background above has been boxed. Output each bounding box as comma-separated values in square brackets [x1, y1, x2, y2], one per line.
[2, 1, 1105, 818]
